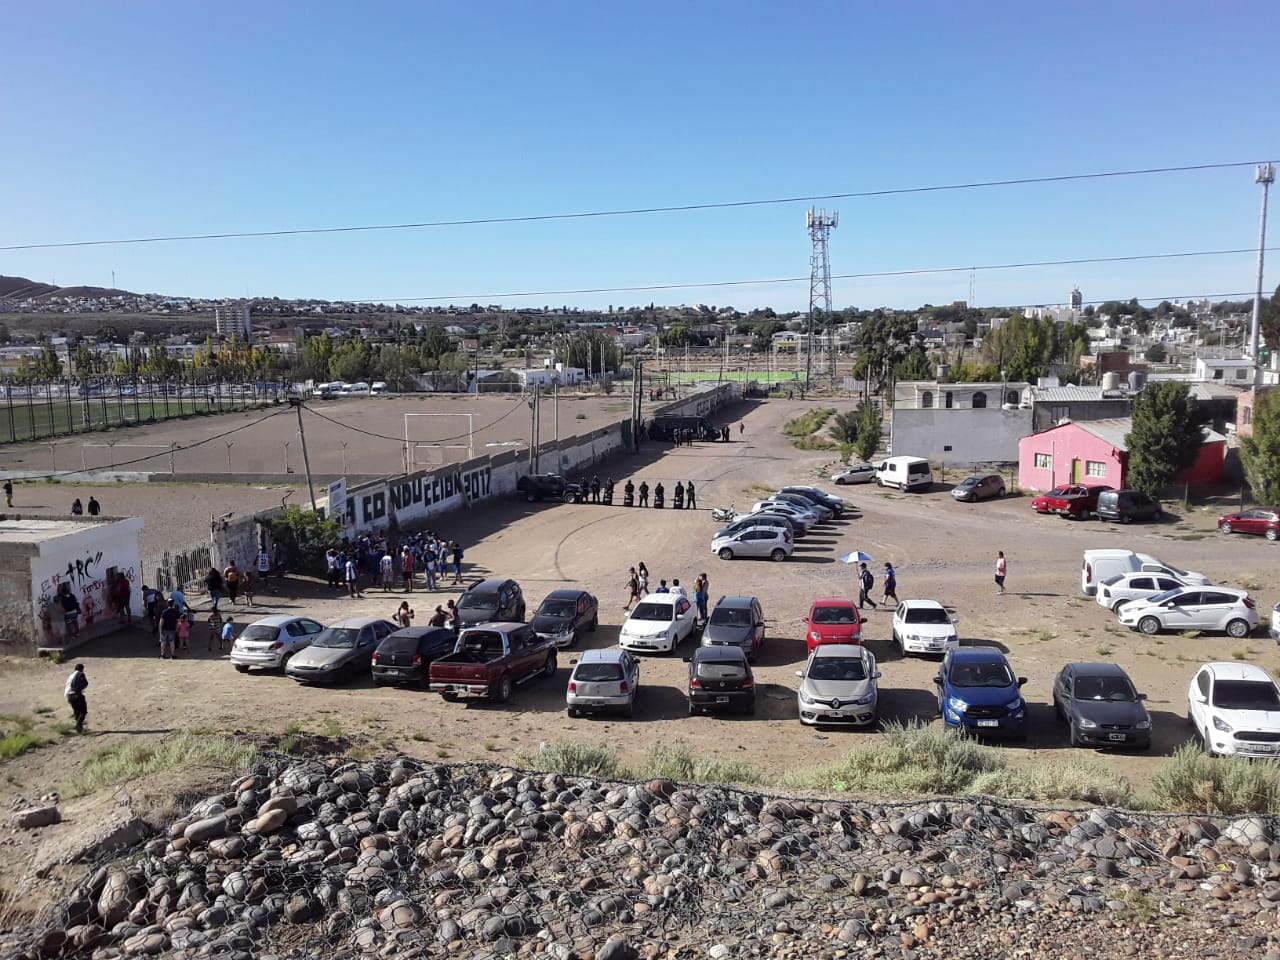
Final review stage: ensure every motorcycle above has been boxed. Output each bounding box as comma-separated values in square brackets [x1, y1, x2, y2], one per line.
[623, 491, 635, 507]
[711, 504, 738, 523]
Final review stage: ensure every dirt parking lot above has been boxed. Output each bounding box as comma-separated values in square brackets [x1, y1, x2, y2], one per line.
[3, 396, 1279, 901]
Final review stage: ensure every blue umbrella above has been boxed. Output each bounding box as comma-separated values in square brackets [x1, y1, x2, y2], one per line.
[838, 550, 874, 564]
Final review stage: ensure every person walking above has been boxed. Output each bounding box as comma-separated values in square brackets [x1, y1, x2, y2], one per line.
[220, 615, 235, 653]
[241, 569, 255, 607]
[176, 613, 191, 654]
[71, 498, 84, 516]
[995, 550, 1008, 595]
[111, 571, 132, 625]
[428, 605, 447, 627]
[857, 562, 878, 610]
[3, 478, 12, 507]
[450, 541, 465, 584]
[204, 566, 224, 611]
[87, 496, 101, 516]
[685, 481, 696, 510]
[882, 562, 899, 605]
[624, 567, 641, 610]
[158, 600, 180, 659]
[65, 664, 88, 733]
[637, 562, 650, 595]
[223, 561, 240, 604]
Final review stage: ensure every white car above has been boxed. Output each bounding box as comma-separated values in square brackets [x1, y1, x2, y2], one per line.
[619, 594, 697, 655]
[1095, 572, 1190, 614]
[796, 643, 880, 727]
[831, 463, 877, 485]
[1189, 662, 1280, 757]
[710, 527, 793, 562]
[891, 600, 959, 656]
[230, 615, 327, 672]
[1271, 602, 1280, 643]
[750, 500, 817, 529]
[1118, 586, 1259, 638]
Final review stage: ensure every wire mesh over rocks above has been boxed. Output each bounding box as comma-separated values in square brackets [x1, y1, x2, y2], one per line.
[10, 754, 1280, 959]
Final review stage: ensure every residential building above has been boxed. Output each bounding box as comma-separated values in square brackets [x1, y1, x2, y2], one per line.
[1026, 379, 1133, 432]
[890, 378, 1030, 465]
[214, 302, 252, 339]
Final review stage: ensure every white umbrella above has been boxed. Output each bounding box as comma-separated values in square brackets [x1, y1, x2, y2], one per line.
[838, 550, 874, 564]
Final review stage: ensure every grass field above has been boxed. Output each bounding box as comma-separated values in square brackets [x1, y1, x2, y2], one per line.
[0, 394, 272, 444]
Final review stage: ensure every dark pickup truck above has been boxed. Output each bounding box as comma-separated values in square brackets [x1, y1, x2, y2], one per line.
[428, 622, 557, 703]
[516, 473, 583, 503]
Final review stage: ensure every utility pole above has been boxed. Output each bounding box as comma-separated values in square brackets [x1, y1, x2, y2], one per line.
[806, 207, 838, 390]
[1250, 163, 1274, 388]
[288, 397, 318, 513]
[631, 356, 642, 452]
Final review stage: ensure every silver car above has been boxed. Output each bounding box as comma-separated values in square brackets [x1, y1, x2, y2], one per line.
[796, 643, 881, 727]
[285, 617, 398, 684]
[231, 615, 326, 672]
[566, 648, 640, 718]
[710, 527, 793, 562]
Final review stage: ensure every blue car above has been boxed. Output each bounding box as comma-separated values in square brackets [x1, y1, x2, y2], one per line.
[934, 647, 1027, 739]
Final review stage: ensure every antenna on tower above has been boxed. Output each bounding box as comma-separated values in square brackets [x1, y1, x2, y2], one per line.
[806, 207, 838, 389]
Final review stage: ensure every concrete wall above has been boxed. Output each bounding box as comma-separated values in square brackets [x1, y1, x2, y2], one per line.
[890, 408, 1032, 466]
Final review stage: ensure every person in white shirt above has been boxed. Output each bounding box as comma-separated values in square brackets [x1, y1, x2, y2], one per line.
[670, 578, 688, 599]
[64, 664, 88, 733]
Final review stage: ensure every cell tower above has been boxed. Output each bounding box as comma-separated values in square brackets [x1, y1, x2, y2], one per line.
[806, 207, 838, 387]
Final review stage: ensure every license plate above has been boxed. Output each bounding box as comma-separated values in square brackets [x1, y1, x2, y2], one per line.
[1108, 733, 1125, 741]
[826, 712, 845, 719]
[1250, 742, 1275, 752]
[384, 669, 403, 676]
[976, 719, 998, 728]
[716, 696, 729, 704]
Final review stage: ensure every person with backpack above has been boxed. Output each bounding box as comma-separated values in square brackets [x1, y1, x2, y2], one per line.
[223, 561, 240, 604]
[204, 566, 224, 611]
[857, 562, 877, 610]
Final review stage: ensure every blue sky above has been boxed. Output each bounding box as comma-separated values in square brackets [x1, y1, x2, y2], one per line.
[2, 1, 1277, 312]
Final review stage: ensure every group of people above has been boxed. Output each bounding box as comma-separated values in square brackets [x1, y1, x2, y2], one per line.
[624, 563, 712, 623]
[141, 580, 231, 659]
[326, 530, 466, 597]
[620, 479, 697, 510]
[856, 561, 899, 610]
[70, 496, 101, 517]
[392, 597, 465, 632]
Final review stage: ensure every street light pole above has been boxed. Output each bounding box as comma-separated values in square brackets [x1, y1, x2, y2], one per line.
[1250, 163, 1274, 388]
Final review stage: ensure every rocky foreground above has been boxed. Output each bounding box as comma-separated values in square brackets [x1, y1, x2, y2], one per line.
[6, 755, 1280, 959]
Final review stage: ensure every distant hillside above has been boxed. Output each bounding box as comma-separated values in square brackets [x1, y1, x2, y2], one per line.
[0, 275, 136, 299]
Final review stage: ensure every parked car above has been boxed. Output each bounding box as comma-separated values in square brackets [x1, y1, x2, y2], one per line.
[1052, 662, 1151, 749]
[779, 485, 846, 516]
[285, 617, 398, 684]
[230, 615, 326, 673]
[685, 645, 755, 715]
[710, 527, 792, 561]
[1080, 548, 1209, 597]
[515, 473, 583, 503]
[619, 594, 697, 655]
[1217, 508, 1280, 541]
[950, 473, 1006, 502]
[795, 643, 880, 727]
[566, 648, 640, 718]
[428, 622, 557, 702]
[890, 599, 959, 657]
[1188, 661, 1280, 757]
[1272, 602, 1280, 643]
[1031, 484, 1113, 520]
[371, 626, 457, 687]
[1095, 572, 1189, 614]
[701, 595, 766, 662]
[934, 647, 1027, 739]
[831, 463, 877, 485]
[530, 588, 599, 648]
[455, 578, 526, 628]
[714, 512, 799, 541]
[1117, 586, 1258, 638]
[750, 500, 817, 530]
[804, 597, 865, 651]
[771, 491, 833, 520]
[1096, 489, 1163, 523]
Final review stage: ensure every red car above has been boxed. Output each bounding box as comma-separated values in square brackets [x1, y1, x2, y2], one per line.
[1031, 484, 1112, 520]
[804, 597, 865, 651]
[1218, 508, 1280, 541]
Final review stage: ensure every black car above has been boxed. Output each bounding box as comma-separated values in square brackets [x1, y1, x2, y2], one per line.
[1096, 489, 1164, 523]
[1052, 662, 1152, 749]
[456, 578, 526, 628]
[516, 473, 583, 504]
[778, 485, 846, 518]
[371, 626, 457, 687]
[685, 645, 755, 715]
[700, 595, 766, 662]
[530, 588, 600, 648]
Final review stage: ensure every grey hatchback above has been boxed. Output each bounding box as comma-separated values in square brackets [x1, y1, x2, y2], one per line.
[700, 595, 766, 662]
[951, 473, 1006, 502]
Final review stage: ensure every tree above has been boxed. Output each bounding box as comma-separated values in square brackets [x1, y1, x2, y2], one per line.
[1125, 381, 1205, 496]
[1144, 342, 1167, 363]
[658, 324, 692, 347]
[1240, 390, 1280, 504]
[554, 331, 620, 377]
[894, 348, 934, 381]
[852, 401, 882, 463]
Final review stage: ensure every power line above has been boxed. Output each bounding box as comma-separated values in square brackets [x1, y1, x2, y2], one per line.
[0, 161, 1266, 253]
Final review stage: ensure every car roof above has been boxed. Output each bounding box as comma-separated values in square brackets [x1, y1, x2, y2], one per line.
[245, 615, 309, 627]
[1155, 585, 1245, 597]
[898, 599, 945, 611]
[810, 643, 869, 658]
[636, 593, 681, 605]
[811, 596, 855, 607]
[1063, 661, 1129, 677]
[460, 621, 526, 632]
[950, 647, 1010, 664]
[466, 578, 515, 592]
[386, 626, 451, 639]
[1202, 661, 1273, 682]
[541, 589, 584, 601]
[713, 596, 759, 609]
[327, 616, 394, 629]
[576, 648, 628, 664]
[692, 645, 747, 662]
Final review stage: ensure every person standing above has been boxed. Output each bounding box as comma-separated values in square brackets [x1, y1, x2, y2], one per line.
[380, 549, 394, 592]
[670, 578, 687, 599]
[638, 481, 649, 508]
[241, 569, 255, 607]
[3, 478, 12, 507]
[87, 496, 101, 516]
[738, 422, 744, 436]
[995, 550, 1008, 595]
[637, 562, 650, 595]
[450, 541, 465, 585]
[223, 561, 240, 604]
[204, 566, 224, 611]
[71, 498, 84, 516]
[685, 481, 696, 511]
[158, 600, 180, 659]
[256, 548, 272, 593]
[693, 574, 708, 624]
[882, 562, 898, 605]
[220, 615, 235, 653]
[858, 562, 878, 610]
[176, 613, 191, 654]
[325, 549, 341, 589]
[64, 664, 88, 733]
[624, 567, 641, 610]
[395, 601, 415, 629]
[428, 605, 447, 627]
[422, 542, 437, 589]
[345, 554, 363, 598]
[58, 584, 81, 641]
[401, 547, 416, 592]
[445, 599, 459, 632]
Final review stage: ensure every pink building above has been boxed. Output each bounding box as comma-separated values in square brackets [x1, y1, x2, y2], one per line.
[1018, 418, 1225, 492]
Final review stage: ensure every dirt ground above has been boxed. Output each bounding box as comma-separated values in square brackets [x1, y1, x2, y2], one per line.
[3, 396, 1279, 911]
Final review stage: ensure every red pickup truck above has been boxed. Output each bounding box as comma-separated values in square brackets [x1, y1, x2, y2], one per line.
[428, 622, 557, 703]
[1030, 484, 1112, 520]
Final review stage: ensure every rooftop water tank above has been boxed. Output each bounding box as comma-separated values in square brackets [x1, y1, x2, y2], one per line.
[1127, 370, 1148, 392]
[936, 363, 952, 383]
[1102, 371, 1121, 391]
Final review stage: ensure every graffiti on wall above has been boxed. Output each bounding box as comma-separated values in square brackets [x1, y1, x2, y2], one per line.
[37, 546, 127, 644]
[345, 464, 493, 529]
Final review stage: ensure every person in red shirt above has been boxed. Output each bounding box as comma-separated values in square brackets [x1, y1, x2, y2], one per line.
[401, 548, 415, 592]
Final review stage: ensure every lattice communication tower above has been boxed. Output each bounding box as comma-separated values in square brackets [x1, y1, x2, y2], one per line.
[806, 207, 838, 386]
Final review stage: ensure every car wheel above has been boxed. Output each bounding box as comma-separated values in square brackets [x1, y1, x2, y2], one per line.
[688, 701, 698, 716]
[1120, 513, 1132, 524]
[1226, 618, 1251, 639]
[234, 664, 250, 674]
[1153, 509, 1164, 521]
[588, 615, 599, 632]
[622, 700, 634, 719]
[1268, 528, 1279, 541]
[495, 674, 513, 703]
[1219, 522, 1233, 535]
[562, 491, 576, 504]
[770, 548, 787, 562]
[1111, 599, 1128, 615]
[342, 662, 359, 684]
[1078, 509, 1091, 521]
[543, 652, 558, 678]
[1069, 724, 1081, 748]
[525, 491, 537, 503]
[719, 548, 733, 560]
[567, 707, 579, 719]
[441, 691, 459, 702]
[1137, 616, 1162, 635]
[1200, 727, 1216, 757]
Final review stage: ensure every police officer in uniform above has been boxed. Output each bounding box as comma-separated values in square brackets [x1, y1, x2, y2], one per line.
[603, 478, 614, 505]
[685, 480, 696, 510]
[624, 479, 635, 506]
[653, 481, 665, 509]
[638, 481, 650, 508]
[672, 481, 684, 509]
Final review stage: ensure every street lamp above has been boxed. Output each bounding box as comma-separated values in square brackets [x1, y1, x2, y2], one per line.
[283, 441, 291, 474]
[225, 441, 234, 470]
[340, 441, 349, 475]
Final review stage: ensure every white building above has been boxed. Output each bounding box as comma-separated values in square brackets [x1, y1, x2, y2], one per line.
[214, 302, 252, 339]
[890, 377, 1031, 465]
[515, 365, 587, 389]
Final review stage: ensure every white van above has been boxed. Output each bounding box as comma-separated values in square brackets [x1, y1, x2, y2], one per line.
[1079, 548, 1210, 597]
[876, 456, 933, 492]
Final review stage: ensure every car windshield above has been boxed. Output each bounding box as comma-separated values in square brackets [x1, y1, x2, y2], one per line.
[958, 477, 978, 487]
[574, 663, 623, 682]
[812, 606, 857, 625]
[709, 607, 753, 627]
[904, 607, 950, 625]
[949, 662, 1015, 687]
[537, 599, 575, 618]
[1045, 486, 1071, 497]
[808, 657, 868, 682]
[459, 592, 499, 611]
[630, 602, 673, 622]
[239, 625, 281, 641]
[1073, 676, 1138, 701]
[312, 628, 360, 649]
[1145, 589, 1181, 604]
[697, 662, 746, 680]
[1212, 680, 1280, 711]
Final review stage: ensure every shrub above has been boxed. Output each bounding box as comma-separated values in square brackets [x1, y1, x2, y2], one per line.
[782, 408, 836, 437]
[514, 740, 620, 778]
[62, 732, 258, 799]
[637, 740, 760, 785]
[0, 730, 47, 761]
[971, 759, 1137, 806]
[1148, 743, 1280, 813]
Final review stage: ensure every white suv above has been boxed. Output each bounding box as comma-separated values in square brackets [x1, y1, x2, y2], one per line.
[1189, 662, 1280, 757]
[619, 594, 697, 655]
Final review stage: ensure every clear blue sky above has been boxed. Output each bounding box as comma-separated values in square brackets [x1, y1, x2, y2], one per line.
[2, 1, 1277, 313]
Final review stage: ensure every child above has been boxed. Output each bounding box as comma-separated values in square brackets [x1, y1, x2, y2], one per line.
[220, 615, 235, 653]
[241, 569, 255, 607]
[176, 614, 191, 654]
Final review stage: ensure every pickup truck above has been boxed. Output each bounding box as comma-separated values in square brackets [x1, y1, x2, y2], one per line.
[515, 473, 583, 504]
[428, 622, 557, 703]
[1031, 484, 1112, 520]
